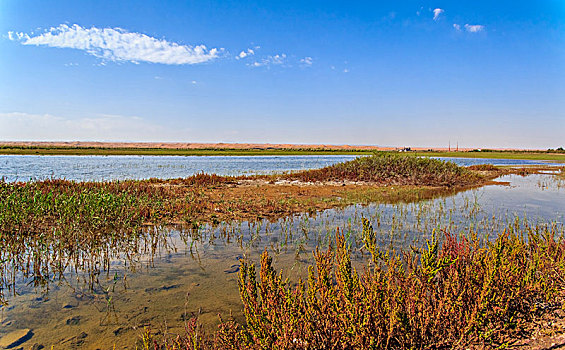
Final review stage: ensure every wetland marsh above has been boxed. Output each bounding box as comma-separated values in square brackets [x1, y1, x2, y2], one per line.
[0, 154, 564, 349]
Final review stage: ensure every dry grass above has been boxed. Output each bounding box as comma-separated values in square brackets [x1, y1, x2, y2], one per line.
[141, 221, 565, 349]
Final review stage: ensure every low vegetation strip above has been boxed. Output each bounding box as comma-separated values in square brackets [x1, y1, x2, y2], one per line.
[1, 145, 565, 162]
[141, 222, 565, 349]
[0, 145, 371, 156]
[415, 151, 565, 162]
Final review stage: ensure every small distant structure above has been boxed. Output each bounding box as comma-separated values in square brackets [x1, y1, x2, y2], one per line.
[398, 147, 412, 152]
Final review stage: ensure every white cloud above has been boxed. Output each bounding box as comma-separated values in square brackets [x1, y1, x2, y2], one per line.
[8, 24, 220, 65]
[8, 31, 29, 41]
[433, 8, 444, 21]
[250, 53, 287, 67]
[236, 48, 255, 60]
[0, 112, 192, 141]
[343, 68, 349, 73]
[270, 54, 286, 65]
[464, 24, 485, 33]
[453, 24, 461, 31]
[300, 57, 313, 66]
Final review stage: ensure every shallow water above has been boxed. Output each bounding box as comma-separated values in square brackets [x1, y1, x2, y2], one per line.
[0, 155, 360, 182]
[433, 156, 561, 167]
[0, 154, 559, 182]
[1, 173, 564, 348]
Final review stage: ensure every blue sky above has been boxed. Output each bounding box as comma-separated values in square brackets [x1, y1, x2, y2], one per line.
[1, 1, 564, 148]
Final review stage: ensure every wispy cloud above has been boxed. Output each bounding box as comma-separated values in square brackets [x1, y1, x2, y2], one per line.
[300, 57, 313, 66]
[236, 48, 255, 60]
[8, 24, 220, 65]
[250, 53, 287, 67]
[432, 8, 444, 21]
[453, 24, 461, 31]
[464, 24, 485, 33]
[0, 112, 191, 141]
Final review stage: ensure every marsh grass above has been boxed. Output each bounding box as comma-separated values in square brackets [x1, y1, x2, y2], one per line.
[142, 220, 565, 349]
[1, 163, 564, 347]
[0, 154, 495, 304]
[467, 164, 500, 172]
[0, 154, 485, 240]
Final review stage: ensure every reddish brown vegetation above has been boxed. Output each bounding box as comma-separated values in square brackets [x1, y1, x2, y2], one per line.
[142, 221, 565, 349]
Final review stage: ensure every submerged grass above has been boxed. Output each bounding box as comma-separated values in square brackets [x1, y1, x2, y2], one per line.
[141, 221, 565, 349]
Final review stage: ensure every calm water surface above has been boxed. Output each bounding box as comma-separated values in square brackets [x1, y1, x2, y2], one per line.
[0, 155, 359, 182]
[0, 162, 564, 348]
[0, 154, 559, 182]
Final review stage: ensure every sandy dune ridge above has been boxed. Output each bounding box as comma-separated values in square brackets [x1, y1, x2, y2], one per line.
[0, 141, 480, 151]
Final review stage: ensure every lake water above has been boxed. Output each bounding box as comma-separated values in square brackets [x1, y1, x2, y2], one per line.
[1, 171, 564, 348]
[0, 154, 559, 182]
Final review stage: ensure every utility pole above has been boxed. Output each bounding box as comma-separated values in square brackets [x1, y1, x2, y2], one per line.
[448, 141, 451, 152]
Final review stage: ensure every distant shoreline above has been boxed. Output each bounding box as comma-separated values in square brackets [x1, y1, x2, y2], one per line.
[0, 140, 521, 151]
[1, 141, 564, 161]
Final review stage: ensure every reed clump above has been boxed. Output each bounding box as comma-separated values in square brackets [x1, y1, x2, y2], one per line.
[468, 164, 500, 172]
[285, 153, 481, 187]
[142, 221, 565, 349]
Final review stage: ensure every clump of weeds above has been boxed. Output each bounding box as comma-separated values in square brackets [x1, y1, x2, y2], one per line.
[142, 219, 565, 349]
